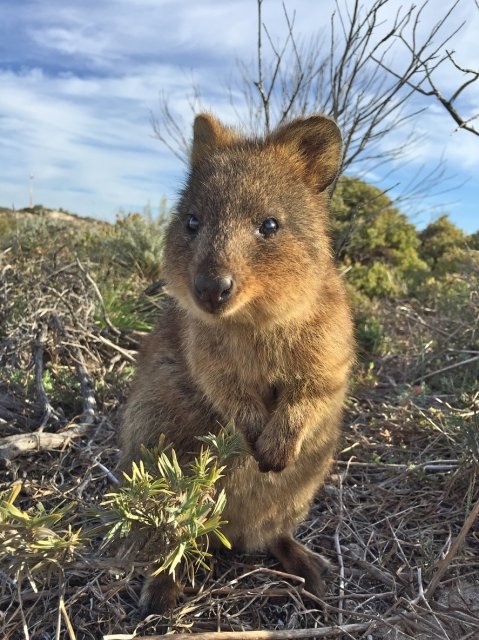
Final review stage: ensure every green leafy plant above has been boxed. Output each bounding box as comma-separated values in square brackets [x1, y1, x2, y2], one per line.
[101, 208, 168, 280]
[97, 425, 247, 580]
[0, 426, 247, 592]
[96, 278, 159, 332]
[0, 483, 83, 577]
[332, 176, 429, 298]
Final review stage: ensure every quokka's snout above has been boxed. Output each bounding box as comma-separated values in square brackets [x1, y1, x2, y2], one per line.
[120, 112, 355, 616]
[193, 271, 235, 313]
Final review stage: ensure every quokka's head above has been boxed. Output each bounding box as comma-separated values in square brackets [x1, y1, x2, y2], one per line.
[164, 113, 342, 326]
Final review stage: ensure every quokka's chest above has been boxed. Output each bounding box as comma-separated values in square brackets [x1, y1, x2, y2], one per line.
[185, 324, 299, 384]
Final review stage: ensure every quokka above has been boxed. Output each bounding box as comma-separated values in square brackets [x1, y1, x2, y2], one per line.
[120, 112, 355, 615]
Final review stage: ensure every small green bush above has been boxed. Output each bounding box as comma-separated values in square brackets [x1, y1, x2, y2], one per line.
[0, 427, 246, 586]
[101, 209, 168, 281]
[332, 177, 429, 297]
[0, 483, 83, 577]
[347, 287, 388, 355]
[99, 426, 246, 579]
[418, 215, 467, 268]
[96, 278, 159, 332]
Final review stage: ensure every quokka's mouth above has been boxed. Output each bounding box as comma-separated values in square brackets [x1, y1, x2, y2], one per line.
[194, 297, 230, 315]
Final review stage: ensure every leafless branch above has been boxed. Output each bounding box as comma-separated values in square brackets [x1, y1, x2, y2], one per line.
[376, 3, 479, 136]
[151, 0, 475, 252]
[0, 422, 93, 466]
[133, 615, 406, 639]
[76, 259, 121, 337]
[33, 323, 61, 430]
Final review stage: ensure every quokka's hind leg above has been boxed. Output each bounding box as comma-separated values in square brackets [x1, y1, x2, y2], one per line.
[139, 572, 182, 618]
[269, 534, 333, 597]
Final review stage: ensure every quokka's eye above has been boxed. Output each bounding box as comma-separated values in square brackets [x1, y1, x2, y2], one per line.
[259, 217, 279, 238]
[187, 214, 200, 233]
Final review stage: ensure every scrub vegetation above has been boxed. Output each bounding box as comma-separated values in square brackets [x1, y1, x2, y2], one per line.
[0, 192, 477, 638]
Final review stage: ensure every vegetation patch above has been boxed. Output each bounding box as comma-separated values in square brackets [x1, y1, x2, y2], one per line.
[0, 201, 477, 638]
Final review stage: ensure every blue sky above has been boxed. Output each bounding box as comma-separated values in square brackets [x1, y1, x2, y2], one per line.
[0, 0, 478, 232]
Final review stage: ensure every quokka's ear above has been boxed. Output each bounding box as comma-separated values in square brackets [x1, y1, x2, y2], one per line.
[270, 115, 342, 192]
[191, 113, 238, 166]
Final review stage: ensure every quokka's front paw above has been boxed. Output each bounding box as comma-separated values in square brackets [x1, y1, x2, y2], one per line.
[253, 429, 300, 473]
[238, 412, 266, 451]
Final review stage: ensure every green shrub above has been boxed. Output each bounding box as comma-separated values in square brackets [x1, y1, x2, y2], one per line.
[0, 427, 247, 586]
[97, 425, 247, 579]
[0, 210, 19, 239]
[347, 262, 402, 298]
[101, 209, 168, 281]
[102, 435, 225, 575]
[0, 483, 83, 577]
[418, 215, 467, 269]
[96, 278, 159, 332]
[0, 210, 107, 261]
[332, 177, 429, 298]
[347, 287, 388, 355]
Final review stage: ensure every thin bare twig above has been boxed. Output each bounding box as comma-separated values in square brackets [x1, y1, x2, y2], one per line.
[426, 498, 479, 599]
[413, 355, 479, 384]
[88, 332, 137, 362]
[76, 259, 121, 337]
[334, 470, 346, 626]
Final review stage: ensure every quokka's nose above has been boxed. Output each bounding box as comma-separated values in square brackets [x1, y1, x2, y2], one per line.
[194, 273, 235, 311]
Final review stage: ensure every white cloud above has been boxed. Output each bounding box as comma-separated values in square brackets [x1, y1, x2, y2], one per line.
[0, 0, 477, 229]
[0, 65, 181, 218]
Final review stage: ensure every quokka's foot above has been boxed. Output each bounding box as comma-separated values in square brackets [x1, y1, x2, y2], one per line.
[139, 572, 182, 618]
[269, 534, 333, 597]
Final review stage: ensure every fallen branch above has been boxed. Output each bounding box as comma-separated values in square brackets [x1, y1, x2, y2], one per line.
[48, 311, 98, 427]
[0, 422, 92, 465]
[0, 402, 31, 431]
[119, 615, 405, 639]
[336, 459, 459, 472]
[73, 354, 97, 424]
[334, 471, 345, 627]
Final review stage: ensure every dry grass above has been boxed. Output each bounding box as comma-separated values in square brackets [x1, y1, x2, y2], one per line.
[0, 247, 478, 639]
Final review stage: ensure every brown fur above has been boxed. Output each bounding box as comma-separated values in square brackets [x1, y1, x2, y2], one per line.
[119, 113, 355, 614]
